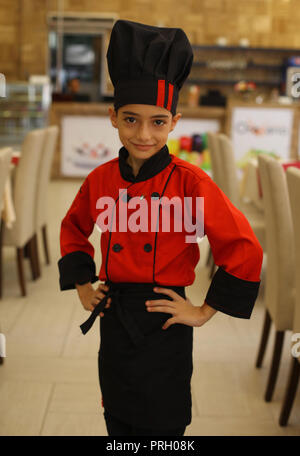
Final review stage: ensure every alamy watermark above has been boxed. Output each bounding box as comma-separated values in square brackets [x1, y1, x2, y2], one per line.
[0, 333, 6, 357]
[0, 73, 6, 98]
[290, 72, 300, 98]
[291, 333, 300, 358]
[95, 190, 204, 243]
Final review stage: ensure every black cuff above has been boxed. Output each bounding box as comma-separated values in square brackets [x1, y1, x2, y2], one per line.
[58, 251, 99, 291]
[205, 267, 260, 319]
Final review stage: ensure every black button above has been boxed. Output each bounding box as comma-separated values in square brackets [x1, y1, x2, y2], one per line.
[144, 243, 152, 252]
[112, 243, 123, 252]
[151, 192, 160, 200]
[122, 193, 131, 203]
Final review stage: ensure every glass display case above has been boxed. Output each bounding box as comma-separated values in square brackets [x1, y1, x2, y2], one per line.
[0, 82, 51, 147]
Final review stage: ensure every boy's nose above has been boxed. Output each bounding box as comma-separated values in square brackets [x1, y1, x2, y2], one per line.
[136, 123, 152, 142]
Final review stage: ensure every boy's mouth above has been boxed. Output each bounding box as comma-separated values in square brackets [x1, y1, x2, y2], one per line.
[131, 143, 155, 150]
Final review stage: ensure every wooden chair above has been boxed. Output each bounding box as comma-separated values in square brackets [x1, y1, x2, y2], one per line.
[279, 167, 300, 425]
[206, 132, 222, 277]
[34, 125, 59, 274]
[0, 148, 13, 365]
[0, 147, 13, 300]
[217, 133, 265, 251]
[255, 154, 295, 402]
[2, 129, 45, 296]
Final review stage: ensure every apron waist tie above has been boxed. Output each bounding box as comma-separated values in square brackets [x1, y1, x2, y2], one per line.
[79, 288, 146, 346]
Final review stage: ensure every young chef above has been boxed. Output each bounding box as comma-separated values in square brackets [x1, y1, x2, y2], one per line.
[58, 19, 263, 436]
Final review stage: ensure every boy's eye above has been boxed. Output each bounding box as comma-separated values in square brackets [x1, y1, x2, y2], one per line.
[124, 117, 136, 124]
[123, 117, 166, 126]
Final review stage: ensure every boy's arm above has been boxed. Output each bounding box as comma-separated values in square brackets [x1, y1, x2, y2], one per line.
[199, 301, 218, 325]
[58, 177, 99, 291]
[194, 175, 263, 319]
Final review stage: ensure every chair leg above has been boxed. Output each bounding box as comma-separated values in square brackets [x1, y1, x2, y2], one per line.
[264, 330, 285, 402]
[256, 309, 272, 368]
[0, 217, 3, 299]
[31, 233, 41, 278]
[42, 224, 50, 265]
[16, 247, 26, 296]
[28, 236, 38, 280]
[23, 241, 30, 258]
[279, 357, 300, 426]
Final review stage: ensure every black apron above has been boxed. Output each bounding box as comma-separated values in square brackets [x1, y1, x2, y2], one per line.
[80, 281, 193, 431]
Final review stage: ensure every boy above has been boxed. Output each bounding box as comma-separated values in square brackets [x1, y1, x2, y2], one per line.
[58, 20, 263, 436]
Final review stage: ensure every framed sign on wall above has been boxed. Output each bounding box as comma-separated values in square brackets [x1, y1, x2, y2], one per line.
[61, 115, 121, 177]
[226, 100, 297, 167]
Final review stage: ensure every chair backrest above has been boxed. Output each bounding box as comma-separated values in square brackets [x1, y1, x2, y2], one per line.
[286, 167, 300, 341]
[206, 131, 223, 188]
[0, 148, 13, 213]
[217, 134, 239, 206]
[11, 129, 46, 245]
[258, 154, 295, 330]
[35, 125, 59, 228]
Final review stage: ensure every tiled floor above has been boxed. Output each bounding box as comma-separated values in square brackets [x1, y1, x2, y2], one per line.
[0, 179, 299, 436]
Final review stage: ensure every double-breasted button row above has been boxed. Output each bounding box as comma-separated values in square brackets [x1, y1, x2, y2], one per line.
[151, 192, 160, 200]
[112, 243, 152, 252]
[144, 243, 152, 252]
[112, 243, 123, 252]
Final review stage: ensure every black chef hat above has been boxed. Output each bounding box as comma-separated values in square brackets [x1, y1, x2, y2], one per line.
[106, 19, 193, 115]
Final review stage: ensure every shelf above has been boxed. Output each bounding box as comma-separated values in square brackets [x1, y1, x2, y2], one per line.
[192, 62, 283, 70]
[0, 137, 24, 146]
[192, 44, 300, 53]
[0, 97, 43, 102]
[0, 112, 46, 118]
[186, 78, 281, 87]
[0, 82, 50, 141]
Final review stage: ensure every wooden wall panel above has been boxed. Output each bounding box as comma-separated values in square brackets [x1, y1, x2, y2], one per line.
[2, 0, 300, 81]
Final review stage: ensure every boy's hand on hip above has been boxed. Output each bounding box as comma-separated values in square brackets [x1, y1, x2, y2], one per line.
[75, 282, 111, 317]
[145, 287, 217, 329]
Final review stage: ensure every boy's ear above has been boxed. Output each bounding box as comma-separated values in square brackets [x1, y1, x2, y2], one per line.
[170, 112, 182, 132]
[108, 106, 118, 128]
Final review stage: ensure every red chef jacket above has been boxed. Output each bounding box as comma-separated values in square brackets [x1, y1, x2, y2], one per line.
[58, 144, 263, 319]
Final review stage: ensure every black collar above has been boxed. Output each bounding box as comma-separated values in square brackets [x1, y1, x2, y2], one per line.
[118, 144, 172, 182]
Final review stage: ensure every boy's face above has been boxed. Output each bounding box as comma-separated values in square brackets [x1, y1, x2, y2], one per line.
[109, 104, 181, 161]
